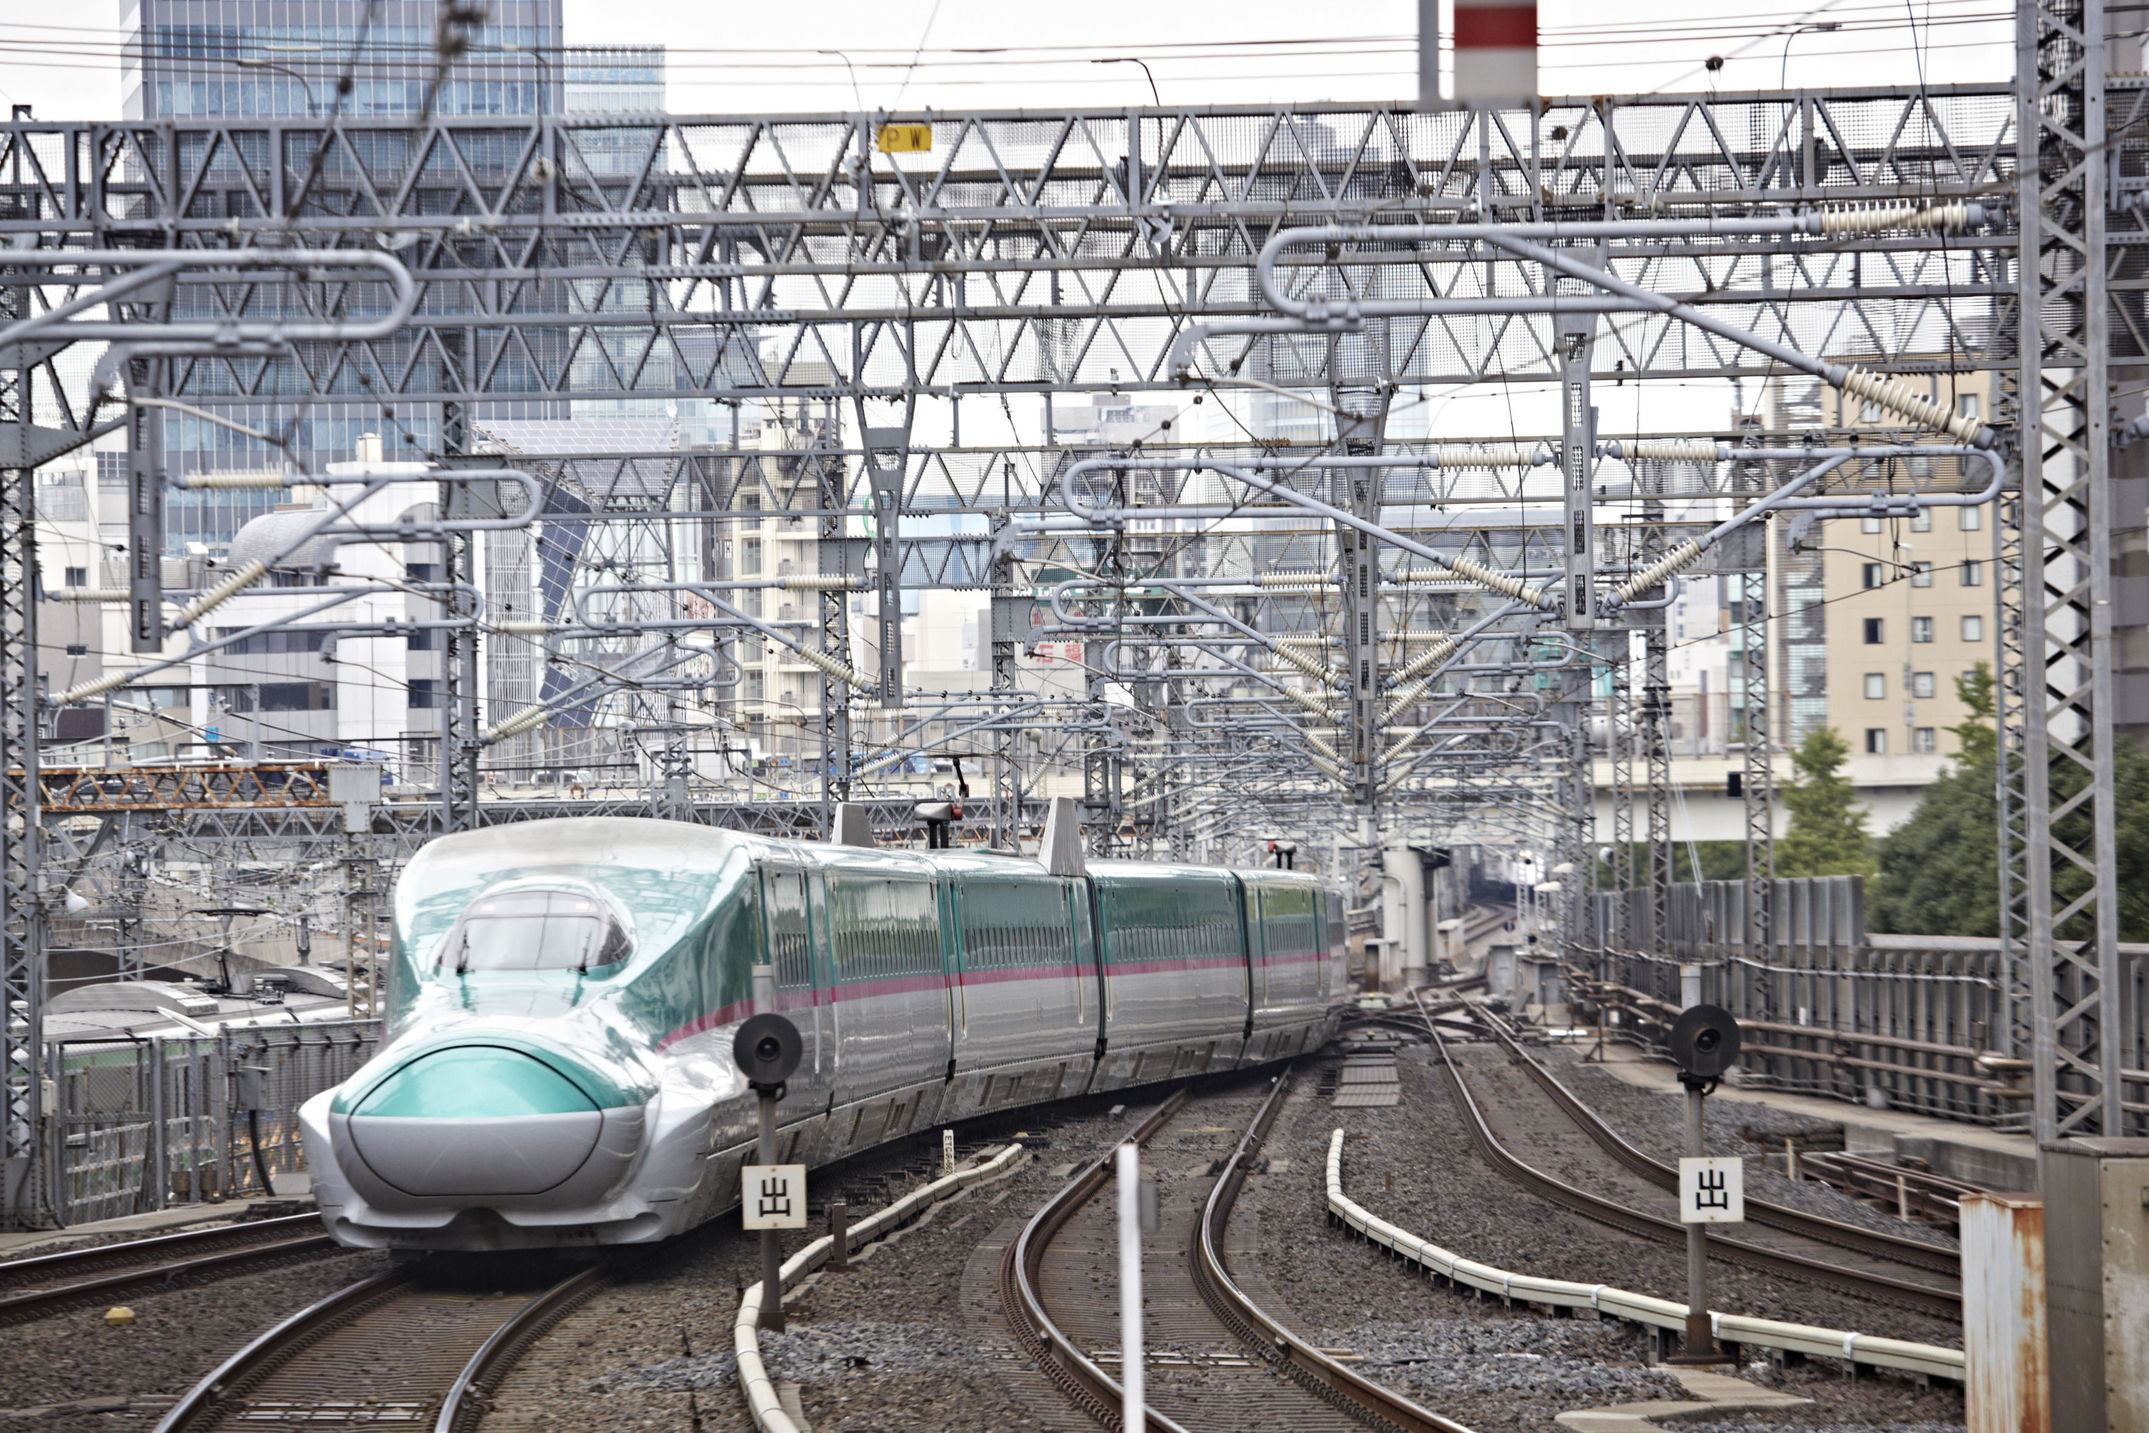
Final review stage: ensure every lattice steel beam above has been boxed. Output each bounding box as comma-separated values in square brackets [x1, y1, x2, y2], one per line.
[2018, 0, 2127, 1139]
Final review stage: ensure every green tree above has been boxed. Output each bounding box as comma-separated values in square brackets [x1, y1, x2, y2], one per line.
[1776, 725, 1877, 877]
[1870, 662, 2149, 939]
[1868, 665, 1999, 935]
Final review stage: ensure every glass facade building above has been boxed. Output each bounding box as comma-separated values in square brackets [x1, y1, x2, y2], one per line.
[121, 0, 564, 121]
[113, 5, 673, 549]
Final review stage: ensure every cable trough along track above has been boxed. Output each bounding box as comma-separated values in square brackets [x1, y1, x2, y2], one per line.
[1420, 999, 1960, 1323]
[153, 1257, 611, 1433]
[0, 1214, 339, 1326]
[1001, 1073, 1473, 1433]
[1463, 1007, 1962, 1280]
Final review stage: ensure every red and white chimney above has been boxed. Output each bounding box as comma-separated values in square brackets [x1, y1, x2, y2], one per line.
[1433, 0, 1538, 107]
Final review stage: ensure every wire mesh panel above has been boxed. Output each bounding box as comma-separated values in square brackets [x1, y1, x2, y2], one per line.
[220, 1022, 381, 1198]
[1584, 874, 2149, 1127]
[44, 1019, 379, 1223]
[48, 1041, 163, 1225]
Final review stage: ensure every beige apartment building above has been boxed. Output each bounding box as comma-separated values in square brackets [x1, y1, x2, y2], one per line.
[1815, 368, 2001, 787]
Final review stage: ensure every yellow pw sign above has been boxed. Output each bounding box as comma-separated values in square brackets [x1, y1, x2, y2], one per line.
[877, 122, 933, 154]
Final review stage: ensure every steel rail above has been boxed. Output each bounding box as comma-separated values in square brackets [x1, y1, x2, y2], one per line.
[1417, 999, 1960, 1322]
[1190, 1071, 1474, 1433]
[0, 1214, 338, 1324]
[153, 1269, 411, 1433]
[154, 1257, 605, 1433]
[1464, 1008, 1960, 1279]
[1001, 1086, 1193, 1433]
[434, 1262, 613, 1433]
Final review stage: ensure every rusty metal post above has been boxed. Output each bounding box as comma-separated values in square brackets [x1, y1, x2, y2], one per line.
[1962, 1191, 2046, 1433]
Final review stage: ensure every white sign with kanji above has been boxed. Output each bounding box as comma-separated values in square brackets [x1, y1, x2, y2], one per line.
[1678, 1156, 1745, 1224]
[742, 1163, 808, 1229]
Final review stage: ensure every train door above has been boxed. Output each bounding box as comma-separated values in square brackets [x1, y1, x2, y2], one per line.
[947, 877, 971, 1069]
[809, 869, 836, 1088]
[1067, 881, 1097, 1042]
[759, 859, 825, 1104]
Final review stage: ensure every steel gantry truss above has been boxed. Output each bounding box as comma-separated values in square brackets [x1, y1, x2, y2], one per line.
[3, 25, 2147, 1220]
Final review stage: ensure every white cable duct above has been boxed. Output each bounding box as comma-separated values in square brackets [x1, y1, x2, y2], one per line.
[1324, 1130, 1962, 1382]
[738, 1144, 1029, 1433]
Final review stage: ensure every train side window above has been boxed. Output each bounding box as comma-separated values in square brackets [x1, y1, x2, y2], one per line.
[766, 869, 813, 990]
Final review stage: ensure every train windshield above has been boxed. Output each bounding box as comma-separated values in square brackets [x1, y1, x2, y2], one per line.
[439, 888, 633, 974]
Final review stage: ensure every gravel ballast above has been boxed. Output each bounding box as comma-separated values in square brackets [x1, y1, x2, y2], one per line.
[1231, 1032, 1967, 1432]
[489, 1032, 1968, 1433]
[0, 1246, 381, 1432]
[1543, 1048, 1960, 1251]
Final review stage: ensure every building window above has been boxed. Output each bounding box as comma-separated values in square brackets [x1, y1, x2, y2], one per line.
[1913, 726, 1937, 754]
[1864, 618, 1884, 644]
[63, 566, 86, 587]
[1912, 616, 1934, 643]
[1866, 728, 1888, 754]
[1910, 561, 1933, 587]
[1960, 505, 1982, 531]
[745, 671, 765, 701]
[1861, 515, 1884, 534]
[407, 678, 440, 709]
[227, 682, 333, 713]
[1961, 559, 1983, 587]
[1912, 671, 1936, 699]
[1865, 673, 1887, 700]
[1962, 614, 1985, 642]
[1911, 509, 1932, 533]
[742, 537, 762, 573]
[1862, 562, 1885, 590]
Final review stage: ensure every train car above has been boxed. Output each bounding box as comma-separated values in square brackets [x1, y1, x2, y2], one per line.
[298, 815, 1344, 1252]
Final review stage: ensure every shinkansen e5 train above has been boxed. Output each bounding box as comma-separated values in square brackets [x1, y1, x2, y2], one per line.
[299, 816, 1345, 1251]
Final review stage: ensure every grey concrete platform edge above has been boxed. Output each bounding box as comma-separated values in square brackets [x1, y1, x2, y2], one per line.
[0, 1194, 302, 1258]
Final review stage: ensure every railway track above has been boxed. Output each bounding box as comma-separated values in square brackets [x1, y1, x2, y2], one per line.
[153, 1256, 611, 1433]
[1002, 1072, 1472, 1433]
[0, 1214, 341, 1326]
[1420, 1003, 1961, 1323]
[1462, 1006, 1961, 1278]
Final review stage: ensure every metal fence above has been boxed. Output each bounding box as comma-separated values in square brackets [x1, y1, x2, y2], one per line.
[1579, 875, 2149, 1131]
[44, 1019, 379, 1225]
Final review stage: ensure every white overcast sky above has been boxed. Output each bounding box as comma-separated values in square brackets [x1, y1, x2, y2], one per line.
[0, 0, 2012, 120]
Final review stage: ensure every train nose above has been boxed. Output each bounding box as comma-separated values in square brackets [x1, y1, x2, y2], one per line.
[329, 1044, 642, 1200]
